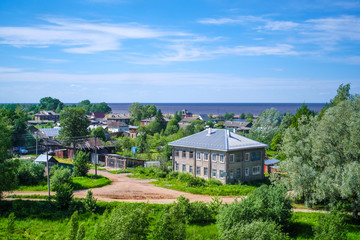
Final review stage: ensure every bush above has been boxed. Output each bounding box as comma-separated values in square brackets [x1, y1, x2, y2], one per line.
[188, 201, 212, 224]
[66, 211, 79, 240]
[16, 159, 45, 185]
[51, 167, 72, 191]
[152, 207, 186, 240]
[73, 151, 90, 177]
[217, 184, 292, 234]
[168, 171, 179, 179]
[313, 211, 347, 240]
[7, 212, 15, 234]
[84, 190, 97, 213]
[94, 205, 150, 240]
[55, 183, 73, 209]
[221, 220, 288, 240]
[155, 171, 167, 178]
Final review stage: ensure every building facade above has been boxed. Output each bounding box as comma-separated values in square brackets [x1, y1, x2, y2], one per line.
[169, 128, 267, 184]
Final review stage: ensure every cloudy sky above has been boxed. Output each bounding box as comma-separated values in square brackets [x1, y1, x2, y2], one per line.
[0, 0, 359, 103]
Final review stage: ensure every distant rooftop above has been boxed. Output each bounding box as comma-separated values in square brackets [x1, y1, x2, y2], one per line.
[169, 128, 267, 151]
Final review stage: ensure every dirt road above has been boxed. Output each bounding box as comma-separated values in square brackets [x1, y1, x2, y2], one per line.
[5, 169, 237, 204]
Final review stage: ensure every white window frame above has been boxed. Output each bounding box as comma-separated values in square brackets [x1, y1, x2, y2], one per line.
[245, 167, 249, 176]
[175, 150, 179, 157]
[212, 169, 217, 178]
[219, 154, 225, 163]
[189, 165, 193, 173]
[182, 164, 186, 172]
[196, 166, 201, 175]
[196, 152, 202, 161]
[204, 152, 209, 161]
[182, 151, 186, 158]
[175, 163, 179, 171]
[211, 153, 217, 162]
[229, 154, 235, 163]
[245, 152, 250, 162]
[219, 170, 225, 179]
[252, 166, 261, 175]
[204, 167, 208, 176]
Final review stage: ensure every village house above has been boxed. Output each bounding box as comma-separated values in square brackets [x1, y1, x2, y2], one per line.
[106, 113, 131, 125]
[34, 111, 60, 122]
[107, 121, 129, 133]
[224, 121, 253, 133]
[140, 116, 170, 126]
[169, 128, 267, 184]
[181, 109, 192, 118]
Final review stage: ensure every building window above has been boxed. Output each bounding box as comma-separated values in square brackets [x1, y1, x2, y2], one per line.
[245, 152, 250, 161]
[175, 163, 179, 171]
[245, 167, 249, 176]
[196, 166, 201, 175]
[219, 154, 225, 163]
[196, 152, 201, 160]
[212, 153, 217, 162]
[182, 164, 186, 172]
[229, 154, 235, 163]
[252, 166, 261, 175]
[251, 151, 262, 161]
[189, 151, 194, 158]
[175, 150, 179, 157]
[212, 169, 217, 178]
[182, 151, 186, 158]
[219, 170, 225, 179]
[204, 167, 208, 176]
[236, 153, 242, 162]
[204, 152, 209, 161]
[189, 165, 193, 173]
[230, 170, 234, 179]
[236, 168, 241, 179]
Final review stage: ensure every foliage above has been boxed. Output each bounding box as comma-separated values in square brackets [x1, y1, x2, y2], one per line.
[128, 102, 158, 125]
[7, 212, 15, 234]
[71, 174, 111, 190]
[94, 205, 150, 240]
[90, 126, 106, 141]
[58, 107, 90, 148]
[39, 97, 64, 112]
[291, 103, 315, 129]
[221, 220, 288, 240]
[51, 166, 72, 191]
[15, 159, 45, 185]
[217, 184, 292, 235]
[248, 108, 281, 144]
[318, 83, 351, 119]
[164, 118, 179, 135]
[76, 222, 86, 240]
[55, 183, 74, 209]
[84, 190, 97, 213]
[66, 211, 79, 240]
[73, 151, 90, 177]
[78, 100, 112, 114]
[224, 112, 235, 120]
[313, 211, 347, 240]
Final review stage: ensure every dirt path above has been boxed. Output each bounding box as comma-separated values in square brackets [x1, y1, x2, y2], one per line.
[4, 169, 237, 204]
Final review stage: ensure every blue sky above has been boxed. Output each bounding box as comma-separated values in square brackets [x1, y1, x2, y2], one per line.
[0, 0, 359, 103]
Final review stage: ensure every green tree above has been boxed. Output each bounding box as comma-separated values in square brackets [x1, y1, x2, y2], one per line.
[66, 211, 79, 240]
[291, 104, 315, 129]
[59, 107, 90, 156]
[164, 119, 179, 136]
[55, 183, 73, 209]
[39, 97, 64, 111]
[50, 166, 72, 191]
[73, 151, 90, 177]
[84, 190, 97, 212]
[90, 126, 106, 141]
[318, 83, 351, 119]
[247, 108, 281, 144]
[239, 113, 245, 119]
[313, 211, 346, 240]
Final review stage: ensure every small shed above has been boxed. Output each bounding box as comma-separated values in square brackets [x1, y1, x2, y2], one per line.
[264, 159, 280, 174]
[34, 154, 59, 167]
[105, 154, 145, 169]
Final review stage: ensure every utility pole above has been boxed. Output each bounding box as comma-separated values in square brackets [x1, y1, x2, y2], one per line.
[35, 132, 38, 158]
[94, 134, 97, 177]
[46, 144, 50, 200]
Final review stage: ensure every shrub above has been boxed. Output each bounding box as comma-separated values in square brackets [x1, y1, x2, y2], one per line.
[152, 208, 186, 240]
[206, 178, 222, 186]
[155, 171, 167, 178]
[73, 151, 90, 177]
[189, 201, 212, 224]
[16, 159, 45, 185]
[217, 185, 292, 234]
[168, 171, 179, 179]
[84, 190, 97, 213]
[172, 195, 191, 224]
[221, 220, 288, 240]
[313, 211, 347, 240]
[7, 212, 15, 234]
[208, 195, 223, 219]
[76, 223, 86, 240]
[94, 205, 150, 240]
[55, 183, 73, 209]
[51, 167, 72, 191]
[66, 211, 79, 240]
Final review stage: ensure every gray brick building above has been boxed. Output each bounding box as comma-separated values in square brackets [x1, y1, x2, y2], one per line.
[168, 128, 267, 184]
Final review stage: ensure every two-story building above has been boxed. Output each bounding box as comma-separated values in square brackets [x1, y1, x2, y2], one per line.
[168, 128, 267, 184]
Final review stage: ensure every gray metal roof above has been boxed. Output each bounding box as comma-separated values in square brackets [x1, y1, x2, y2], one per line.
[264, 159, 280, 165]
[40, 127, 61, 138]
[169, 128, 267, 151]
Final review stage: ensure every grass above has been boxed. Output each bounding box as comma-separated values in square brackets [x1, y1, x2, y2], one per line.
[108, 169, 133, 174]
[13, 174, 111, 191]
[89, 164, 106, 170]
[186, 223, 218, 240]
[152, 178, 257, 196]
[5, 194, 54, 200]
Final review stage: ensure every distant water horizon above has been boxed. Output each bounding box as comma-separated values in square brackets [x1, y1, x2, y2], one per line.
[107, 103, 326, 115]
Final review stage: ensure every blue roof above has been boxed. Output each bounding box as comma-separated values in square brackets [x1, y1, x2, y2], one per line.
[264, 159, 280, 165]
[169, 129, 267, 151]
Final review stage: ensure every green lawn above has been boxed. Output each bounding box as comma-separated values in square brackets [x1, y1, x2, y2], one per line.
[13, 174, 111, 191]
[151, 178, 257, 196]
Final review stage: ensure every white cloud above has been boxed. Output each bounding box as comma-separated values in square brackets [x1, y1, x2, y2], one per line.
[19, 56, 68, 63]
[0, 67, 23, 73]
[0, 18, 188, 54]
[333, 1, 360, 9]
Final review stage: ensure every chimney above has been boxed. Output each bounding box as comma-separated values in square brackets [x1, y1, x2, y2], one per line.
[207, 127, 212, 136]
[233, 128, 236, 133]
[226, 129, 230, 136]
